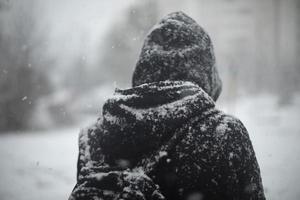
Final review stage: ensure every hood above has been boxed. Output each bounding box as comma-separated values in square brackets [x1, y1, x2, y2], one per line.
[132, 11, 222, 101]
[99, 81, 215, 167]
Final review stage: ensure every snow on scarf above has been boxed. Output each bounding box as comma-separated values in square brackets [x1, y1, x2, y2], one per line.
[100, 80, 214, 167]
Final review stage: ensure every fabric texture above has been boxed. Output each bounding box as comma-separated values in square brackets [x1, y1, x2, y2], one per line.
[132, 11, 222, 101]
[70, 81, 265, 200]
[69, 11, 265, 200]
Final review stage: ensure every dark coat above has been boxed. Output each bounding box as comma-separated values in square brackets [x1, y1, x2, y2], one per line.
[69, 81, 265, 200]
[70, 11, 265, 200]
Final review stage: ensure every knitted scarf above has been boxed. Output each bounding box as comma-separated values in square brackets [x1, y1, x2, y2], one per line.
[99, 80, 215, 167]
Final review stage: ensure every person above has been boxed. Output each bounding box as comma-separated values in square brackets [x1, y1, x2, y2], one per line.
[69, 11, 265, 200]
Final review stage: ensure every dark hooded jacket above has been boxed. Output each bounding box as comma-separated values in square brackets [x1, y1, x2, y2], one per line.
[69, 12, 265, 200]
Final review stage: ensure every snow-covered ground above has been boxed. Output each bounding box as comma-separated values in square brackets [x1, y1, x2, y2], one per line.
[0, 94, 299, 200]
[0, 127, 79, 200]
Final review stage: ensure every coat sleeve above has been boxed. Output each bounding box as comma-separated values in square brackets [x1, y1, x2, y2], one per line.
[69, 119, 165, 200]
[223, 116, 266, 200]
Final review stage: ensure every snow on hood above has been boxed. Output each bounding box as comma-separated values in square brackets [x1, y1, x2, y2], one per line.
[99, 80, 215, 167]
[132, 11, 222, 101]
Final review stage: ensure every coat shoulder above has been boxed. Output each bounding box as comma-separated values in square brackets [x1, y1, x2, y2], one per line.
[213, 110, 249, 138]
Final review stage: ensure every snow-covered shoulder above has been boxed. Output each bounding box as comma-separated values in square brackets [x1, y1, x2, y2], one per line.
[215, 112, 250, 139]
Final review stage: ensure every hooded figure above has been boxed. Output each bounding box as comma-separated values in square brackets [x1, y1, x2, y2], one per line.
[69, 12, 265, 200]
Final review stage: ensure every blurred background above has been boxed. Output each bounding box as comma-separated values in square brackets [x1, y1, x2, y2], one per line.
[0, 0, 299, 199]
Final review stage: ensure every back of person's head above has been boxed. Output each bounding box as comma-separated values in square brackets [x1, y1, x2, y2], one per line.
[132, 11, 222, 101]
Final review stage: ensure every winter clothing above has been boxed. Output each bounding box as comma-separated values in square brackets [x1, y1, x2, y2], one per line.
[132, 11, 222, 101]
[70, 11, 265, 200]
[70, 81, 265, 200]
